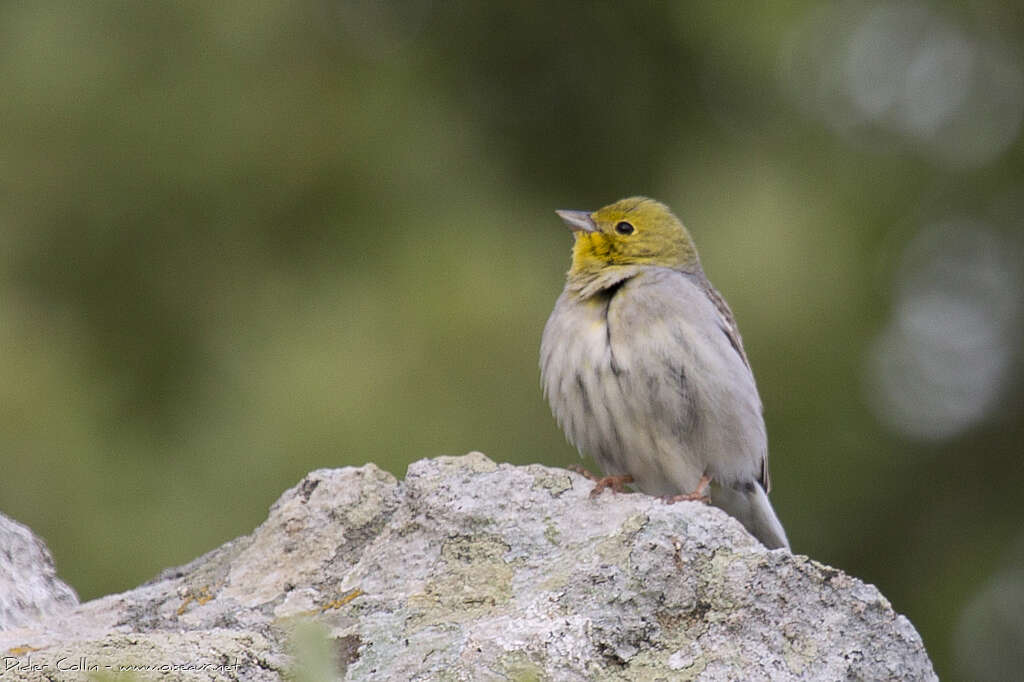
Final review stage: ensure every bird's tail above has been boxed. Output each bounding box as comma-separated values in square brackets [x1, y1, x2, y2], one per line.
[712, 482, 790, 550]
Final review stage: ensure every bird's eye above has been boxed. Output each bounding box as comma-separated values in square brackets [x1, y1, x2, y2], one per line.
[615, 221, 635, 235]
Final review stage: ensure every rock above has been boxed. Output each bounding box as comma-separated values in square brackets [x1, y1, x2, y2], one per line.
[0, 513, 78, 631]
[0, 453, 936, 680]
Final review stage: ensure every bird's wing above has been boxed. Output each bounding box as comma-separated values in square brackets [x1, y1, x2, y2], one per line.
[700, 278, 771, 492]
[701, 281, 751, 370]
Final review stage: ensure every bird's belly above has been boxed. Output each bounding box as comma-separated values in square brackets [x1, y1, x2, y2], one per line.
[542, 304, 705, 496]
[543, 295, 764, 496]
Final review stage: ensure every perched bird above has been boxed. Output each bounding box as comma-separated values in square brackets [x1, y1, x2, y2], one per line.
[540, 196, 790, 550]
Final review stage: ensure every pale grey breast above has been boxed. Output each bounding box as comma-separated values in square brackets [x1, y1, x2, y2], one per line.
[541, 267, 767, 496]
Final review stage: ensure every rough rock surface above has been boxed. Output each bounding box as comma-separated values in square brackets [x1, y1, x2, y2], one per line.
[0, 453, 936, 680]
[0, 513, 78, 631]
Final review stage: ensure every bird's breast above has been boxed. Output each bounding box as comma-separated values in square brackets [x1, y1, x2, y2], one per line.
[541, 271, 766, 494]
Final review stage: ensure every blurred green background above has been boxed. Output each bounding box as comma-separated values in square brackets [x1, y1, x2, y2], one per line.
[2, 2, 1022, 679]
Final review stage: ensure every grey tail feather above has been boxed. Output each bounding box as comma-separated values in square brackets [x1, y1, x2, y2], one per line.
[712, 482, 790, 551]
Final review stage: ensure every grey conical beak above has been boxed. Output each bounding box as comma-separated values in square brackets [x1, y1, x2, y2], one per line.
[555, 209, 597, 233]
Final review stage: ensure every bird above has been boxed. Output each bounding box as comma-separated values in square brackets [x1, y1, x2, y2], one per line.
[540, 196, 790, 550]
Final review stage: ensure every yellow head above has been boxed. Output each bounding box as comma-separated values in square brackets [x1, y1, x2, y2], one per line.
[557, 196, 700, 284]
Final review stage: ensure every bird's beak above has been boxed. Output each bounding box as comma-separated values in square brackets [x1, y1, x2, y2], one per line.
[555, 209, 597, 233]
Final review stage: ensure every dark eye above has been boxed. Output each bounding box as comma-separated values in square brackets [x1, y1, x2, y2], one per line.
[615, 221, 635, 235]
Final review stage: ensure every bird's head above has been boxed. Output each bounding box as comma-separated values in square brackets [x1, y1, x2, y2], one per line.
[557, 197, 700, 285]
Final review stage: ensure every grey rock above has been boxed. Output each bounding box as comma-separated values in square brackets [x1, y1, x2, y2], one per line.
[0, 453, 936, 680]
[0, 513, 78, 631]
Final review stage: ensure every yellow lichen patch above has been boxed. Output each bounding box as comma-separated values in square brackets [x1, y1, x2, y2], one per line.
[321, 588, 363, 611]
[7, 645, 42, 655]
[436, 451, 497, 473]
[176, 585, 214, 615]
[497, 652, 545, 682]
[530, 470, 572, 497]
[175, 596, 192, 616]
[543, 518, 560, 545]
[596, 513, 649, 565]
[407, 534, 515, 627]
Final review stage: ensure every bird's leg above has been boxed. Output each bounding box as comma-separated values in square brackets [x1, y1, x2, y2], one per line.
[662, 474, 712, 504]
[569, 465, 634, 498]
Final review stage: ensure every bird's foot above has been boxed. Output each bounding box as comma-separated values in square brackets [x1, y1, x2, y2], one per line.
[569, 466, 634, 498]
[661, 474, 712, 505]
[588, 474, 635, 498]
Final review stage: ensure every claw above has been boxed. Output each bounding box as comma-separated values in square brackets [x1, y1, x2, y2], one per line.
[567, 466, 634, 498]
[661, 474, 711, 505]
